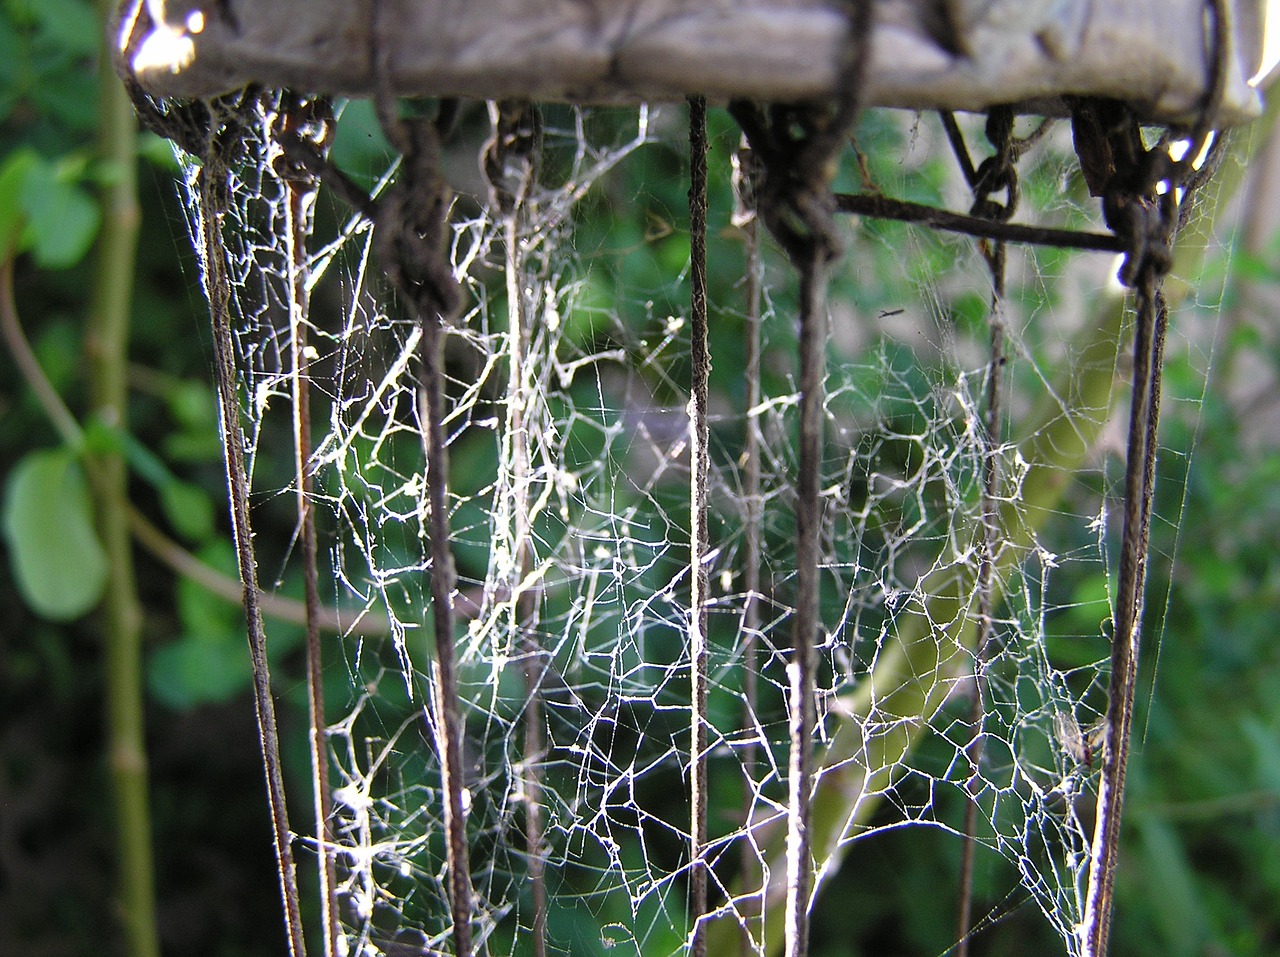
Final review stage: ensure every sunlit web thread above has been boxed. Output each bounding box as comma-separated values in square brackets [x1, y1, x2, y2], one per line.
[148, 55, 1234, 957]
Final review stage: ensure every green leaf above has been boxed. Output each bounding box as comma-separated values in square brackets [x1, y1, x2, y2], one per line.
[160, 480, 215, 542]
[1230, 250, 1276, 283]
[19, 155, 100, 268]
[950, 289, 990, 336]
[163, 380, 222, 462]
[1241, 715, 1280, 790]
[1132, 817, 1208, 957]
[2, 0, 40, 28]
[111, 425, 216, 541]
[329, 98, 394, 187]
[112, 423, 167, 485]
[148, 631, 254, 709]
[31, 68, 99, 135]
[137, 132, 182, 172]
[2, 448, 108, 620]
[177, 540, 243, 634]
[0, 148, 38, 256]
[26, 0, 99, 58]
[167, 379, 217, 432]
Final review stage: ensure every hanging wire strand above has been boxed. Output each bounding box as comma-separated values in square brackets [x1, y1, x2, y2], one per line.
[272, 90, 340, 957]
[199, 94, 309, 957]
[732, 135, 765, 957]
[728, 6, 874, 956]
[370, 7, 473, 950]
[687, 93, 712, 957]
[1082, 4, 1230, 954]
[482, 98, 548, 957]
[945, 106, 1016, 957]
[379, 123, 474, 957]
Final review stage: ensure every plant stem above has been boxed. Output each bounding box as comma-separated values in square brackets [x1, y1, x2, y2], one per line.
[89, 5, 159, 955]
[0, 257, 84, 447]
[127, 506, 392, 635]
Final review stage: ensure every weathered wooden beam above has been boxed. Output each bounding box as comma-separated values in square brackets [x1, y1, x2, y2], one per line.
[118, 0, 1264, 126]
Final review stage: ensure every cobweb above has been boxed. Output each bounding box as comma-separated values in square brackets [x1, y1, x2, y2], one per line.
[174, 94, 1226, 957]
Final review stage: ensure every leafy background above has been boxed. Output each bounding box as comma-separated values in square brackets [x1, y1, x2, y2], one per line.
[2, 3, 1280, 956]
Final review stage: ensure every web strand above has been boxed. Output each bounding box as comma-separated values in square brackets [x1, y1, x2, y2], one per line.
[150, 81, 1232, 957]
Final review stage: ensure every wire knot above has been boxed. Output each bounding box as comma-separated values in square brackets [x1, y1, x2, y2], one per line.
[269, 93, 334, 186]
[969, 155, 1018, 223]
[968, 106, 1019, 223]
[376, 108, 462, 321]
[1104, 189, 1174, 288]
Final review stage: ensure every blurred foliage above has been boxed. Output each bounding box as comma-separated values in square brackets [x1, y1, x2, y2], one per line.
[2, 3, 1279, 957]
[3, 446, 107, 618]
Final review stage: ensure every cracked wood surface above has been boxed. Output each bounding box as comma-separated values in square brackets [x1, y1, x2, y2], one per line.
[119, 0, 1264, 125]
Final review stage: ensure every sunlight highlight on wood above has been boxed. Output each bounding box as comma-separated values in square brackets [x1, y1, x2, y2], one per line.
[116, 0, 1264, 125]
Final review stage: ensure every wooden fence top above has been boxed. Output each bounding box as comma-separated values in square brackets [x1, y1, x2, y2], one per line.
[118, 0, 1265, 126]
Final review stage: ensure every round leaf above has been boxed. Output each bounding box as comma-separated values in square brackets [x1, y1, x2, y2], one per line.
[160, 479, 215, 542]
[2, 448, 108, 620]
[0, 148, 39, 255]
[148, 631, 253, 710]
[19, 157, 100, 269]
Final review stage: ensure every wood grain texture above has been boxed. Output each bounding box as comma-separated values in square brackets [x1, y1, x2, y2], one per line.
[118, 0, 1264, 134]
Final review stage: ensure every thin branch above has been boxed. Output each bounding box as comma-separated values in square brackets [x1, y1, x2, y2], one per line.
[0, 257, 85, 449]
[127, 506, 389, 635]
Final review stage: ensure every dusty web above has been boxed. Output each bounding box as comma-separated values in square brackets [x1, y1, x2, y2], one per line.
[174, 93, 1226, 957]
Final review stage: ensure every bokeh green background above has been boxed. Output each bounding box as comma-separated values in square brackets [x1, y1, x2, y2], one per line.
[3, 3, 1280, 956]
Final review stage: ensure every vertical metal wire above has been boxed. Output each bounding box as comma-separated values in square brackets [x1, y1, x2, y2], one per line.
[1082, 277, 1163, 957]
[1082, 7, 1226, 948]
[506, 205, 548, 957]
[733, 136, 765, 957]
[199, 96, 308, 957]
[954, 251, 1005, 957]
[687, 94, 711, 957]
[786, 247, 827, 957]
[275, 92, 340, 957]
[726, 14, 872, 955]
[485, 98, 548, 957]
[947, 108, 1016, 957]
[369, 15, 474, 939]
[418, 295, 474, 957]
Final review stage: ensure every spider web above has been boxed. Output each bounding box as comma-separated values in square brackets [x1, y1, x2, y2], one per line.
[174, 94, 1230, 957]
